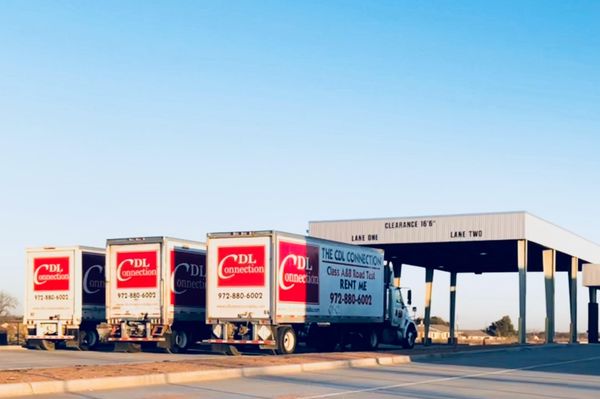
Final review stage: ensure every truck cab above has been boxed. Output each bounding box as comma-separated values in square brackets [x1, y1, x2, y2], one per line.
[386, 285, 417, 348]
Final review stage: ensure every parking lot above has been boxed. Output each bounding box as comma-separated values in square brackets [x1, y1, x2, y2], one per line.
[0, 346, 220, 370]
[9, 344, 600, 399]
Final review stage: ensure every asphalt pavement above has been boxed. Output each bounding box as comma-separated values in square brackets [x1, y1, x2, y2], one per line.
[17, 344, 600, 398]
[0, 346, 221, 370]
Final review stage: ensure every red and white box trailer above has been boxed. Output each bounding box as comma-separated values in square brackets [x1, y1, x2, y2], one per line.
[24, 246, 105, 350]
[204, 231, 416, 355]
[105, 236, 207, 352]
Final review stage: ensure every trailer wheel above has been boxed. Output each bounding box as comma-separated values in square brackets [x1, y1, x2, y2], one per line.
[79, 329, 99, 351]
[39, 340, 56, 351]
[170, 330, 189, 353]
[401, 325, 417, 349]
[276, 327, 297, 355]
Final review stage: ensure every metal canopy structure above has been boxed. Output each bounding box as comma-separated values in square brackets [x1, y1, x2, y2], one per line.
[309, 211, 600, 345]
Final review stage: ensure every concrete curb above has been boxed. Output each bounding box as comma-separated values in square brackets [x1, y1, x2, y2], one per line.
[0, 355, 412, 398]
[0, 344, 566, 398]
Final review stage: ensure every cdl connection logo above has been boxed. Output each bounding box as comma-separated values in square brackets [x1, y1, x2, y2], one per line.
[278, 241, 319, 304]
[33, 257, 70, 291]
[217, 245, 265, 287]
[116, 251, 158, 289]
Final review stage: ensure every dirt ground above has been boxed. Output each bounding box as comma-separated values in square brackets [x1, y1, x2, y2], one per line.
[0, 344, 518, 385]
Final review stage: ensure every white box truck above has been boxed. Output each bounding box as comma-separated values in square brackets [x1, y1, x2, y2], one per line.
[24, 246, 105, 350]
[105, 237, 207, 352]
[205, 231, 416, 355]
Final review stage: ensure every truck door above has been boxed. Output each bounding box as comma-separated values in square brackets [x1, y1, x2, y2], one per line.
[391, 288, 405, 327]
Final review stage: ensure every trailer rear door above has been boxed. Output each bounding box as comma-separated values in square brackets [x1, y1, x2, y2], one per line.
[207, 236, 271, 321]
[107, 243, 162, 320]
[26, 249, 77, 321]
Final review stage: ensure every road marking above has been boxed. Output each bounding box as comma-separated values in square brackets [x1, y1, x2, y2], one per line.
[300, 355, 600, 398]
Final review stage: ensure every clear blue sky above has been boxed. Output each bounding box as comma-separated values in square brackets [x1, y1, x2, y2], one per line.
[1, 1, 599, 331]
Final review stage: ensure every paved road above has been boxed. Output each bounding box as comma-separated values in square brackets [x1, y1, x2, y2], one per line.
[0, 346, 221, 370]
[28, 344, 600, 398]
[0, 343, 432, 370]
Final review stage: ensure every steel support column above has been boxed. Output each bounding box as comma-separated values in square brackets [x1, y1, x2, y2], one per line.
[569, 257, 578, 343]
[590, 287, 599, 344]
[393, 263, 403, 288]
[449, 271, 457, 345]
[517, 240, 527, 344]
[423, 267, 434, 346]
[543, 249, 556, 344]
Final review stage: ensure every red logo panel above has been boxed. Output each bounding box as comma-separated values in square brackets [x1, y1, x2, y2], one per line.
[116, 251, 158, 289]
[278, 241, 319, 304]
[217, 245, 265, 287]
[33, 257, 70, 291]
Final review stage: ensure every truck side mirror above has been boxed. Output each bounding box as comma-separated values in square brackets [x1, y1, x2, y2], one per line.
[407, 289, 412, 305]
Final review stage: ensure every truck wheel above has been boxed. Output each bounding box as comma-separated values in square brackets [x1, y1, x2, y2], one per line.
[276, 327, 297, 355]
[364, 329, 379, 351]
[352, 329, 379, 351]
[79, 329, 99, 351]
[401, 325, 417, 349]
[39, 340, 56, 351]
[170, 330, 189, 353]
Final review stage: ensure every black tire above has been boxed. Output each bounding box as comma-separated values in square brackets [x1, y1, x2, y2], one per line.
[79, 329, 99, 351]
[276, 327, 297, 355]
[364, 328, 379, 351]
[39, 339, 56, 351]
[170, 330, 189, 353]
[401, 325, 417, 349]
[351, 328, 379, 351]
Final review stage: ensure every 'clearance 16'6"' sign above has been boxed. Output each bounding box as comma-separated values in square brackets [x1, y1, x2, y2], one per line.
[116, 251, 158, 289]
[33, 257, 70, 291]
[278, 241, 319, 304]
[217, 245, 265, 287]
